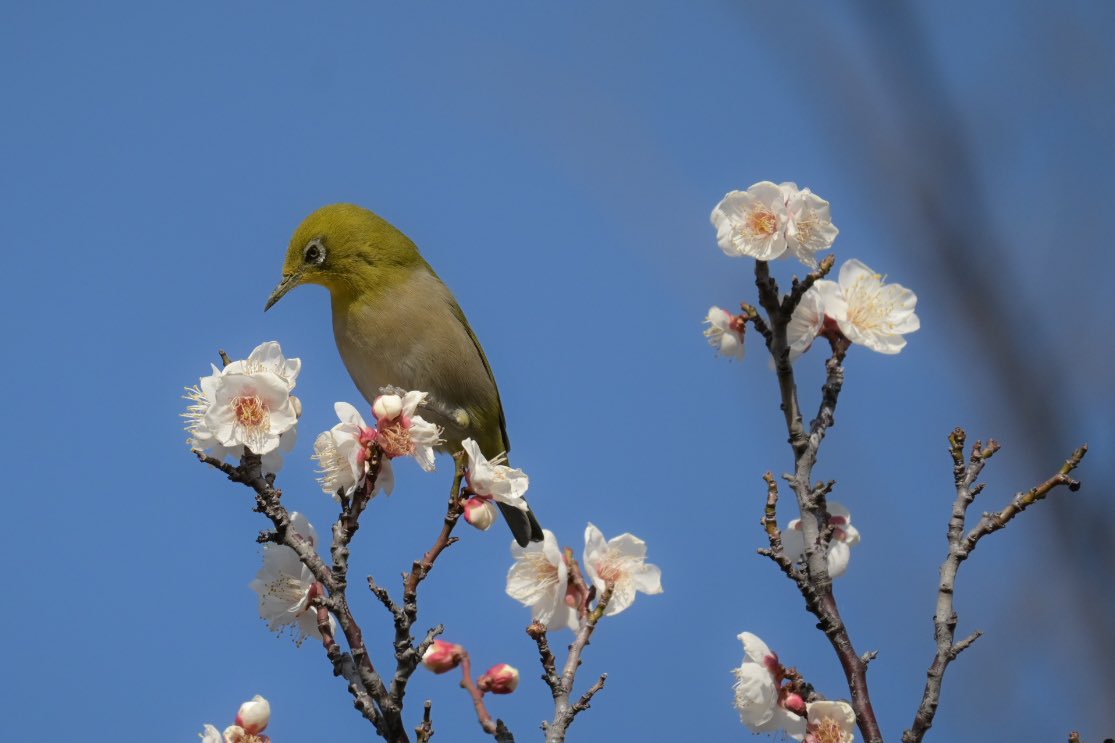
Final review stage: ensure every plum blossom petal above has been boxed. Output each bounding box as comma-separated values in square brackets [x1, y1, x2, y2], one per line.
[829, 259, 919, 354]
[704, 306, 744, 360]
[732, 632, 808, 737]
[780, 182, 839, 268]
[507, 530, 579, 631]
[463, 438, 529, 512]
[582, 524, 663, 616]
[248, 513, 336, 645]
[711, 182, 790, 260]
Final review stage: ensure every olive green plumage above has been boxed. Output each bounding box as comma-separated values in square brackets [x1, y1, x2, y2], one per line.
[266, 203, 541, 545]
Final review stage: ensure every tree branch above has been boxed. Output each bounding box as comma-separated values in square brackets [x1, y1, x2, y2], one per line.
[902, 433, 1087, 743]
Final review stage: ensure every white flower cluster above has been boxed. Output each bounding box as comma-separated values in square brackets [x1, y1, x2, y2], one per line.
[311, 390, 443, 501]
[711, 181, 839, 268]
[704, 183, 919, 360]
[183, 341, 301, 473]
[506, 524, 662, 630]
[733, 632, 856, 742]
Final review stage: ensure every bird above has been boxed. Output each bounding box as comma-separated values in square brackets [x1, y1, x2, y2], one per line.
[264, 203, 543, 546]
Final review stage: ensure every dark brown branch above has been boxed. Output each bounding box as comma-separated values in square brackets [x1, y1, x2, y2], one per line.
[902, 434, 1087, 743]
[753, 260, 883, 743]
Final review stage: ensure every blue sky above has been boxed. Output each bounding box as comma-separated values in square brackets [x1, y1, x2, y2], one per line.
[2, 2, 1112, 741]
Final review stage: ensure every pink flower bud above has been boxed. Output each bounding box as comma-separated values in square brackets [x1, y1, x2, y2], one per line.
[783, 692, 806, 715]
[463, 497, 498, 530]
[372, 394, 403, 421]
[477, 663, 520, 694]
[235, 695, 271, 734]
[422, 639, 463, 674]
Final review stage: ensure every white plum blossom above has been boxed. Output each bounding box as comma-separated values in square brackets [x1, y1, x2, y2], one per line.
[704, 306, 745, 360]
[826, 259, 920, 354]
[782, 501, 861, 579]
[732, 632, 807, 737]
[183, 342, 301, 464]
[312, 402, 394, 500]
[787, 282, 845, 361]
[780, 182, 840, 267]
[712, 181, 789, 261]
[372, 391, 442, 471]
[582, 523, 663, 616]
[462, 438, 529, 512]
[796, 700, 857, 743]
[199, 725, 224, 743]
[249, 512, 336, 645]
[506, 529, 579, 631]
[712, 181, 837, 266]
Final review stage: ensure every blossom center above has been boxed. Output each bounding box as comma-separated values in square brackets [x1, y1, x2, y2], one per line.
[377, 420, 415, 458]
[523, 552, 560, 587]
[809, 717, 846, 743]
[846, 275, 898, 331]
[743, 207, 779, 238]
[233, 394, 269, 431]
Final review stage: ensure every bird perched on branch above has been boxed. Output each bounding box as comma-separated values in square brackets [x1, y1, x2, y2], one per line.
[265, 203, 543, 546]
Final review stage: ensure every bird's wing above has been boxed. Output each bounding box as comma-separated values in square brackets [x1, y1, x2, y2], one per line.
[450, 301, 511, 456]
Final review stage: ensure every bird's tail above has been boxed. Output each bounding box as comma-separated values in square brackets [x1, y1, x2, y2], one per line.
[499, 500, 544, 547]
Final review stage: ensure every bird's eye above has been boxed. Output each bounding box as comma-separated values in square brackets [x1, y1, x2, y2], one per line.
[303, 240, 326, 266]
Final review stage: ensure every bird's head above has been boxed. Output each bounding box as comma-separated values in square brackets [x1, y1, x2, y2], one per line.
[265, 203, 423, 310]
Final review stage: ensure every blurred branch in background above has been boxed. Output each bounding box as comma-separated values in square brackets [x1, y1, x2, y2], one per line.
[743, 0, 1115, 733]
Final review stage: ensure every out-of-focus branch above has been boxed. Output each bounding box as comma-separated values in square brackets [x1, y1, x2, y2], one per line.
[902, 431, 1087, 743]
[753, 261, 883, 743]
[458, 650, 516, 741]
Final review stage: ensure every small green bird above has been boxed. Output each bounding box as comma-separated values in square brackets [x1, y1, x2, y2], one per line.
[265, 203, 543, 546]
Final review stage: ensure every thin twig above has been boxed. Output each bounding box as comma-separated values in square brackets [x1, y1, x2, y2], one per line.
[902, 434, 1086, 743]
[458, 650, 515, 741]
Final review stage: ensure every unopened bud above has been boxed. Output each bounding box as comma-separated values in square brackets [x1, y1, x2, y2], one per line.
[372, 394, 403, 421]
[478, 663, 520, 694]
[463, 497, 498, 530]
[235, 695, 271, 734]
[422, 639, 464, 674]
[290, 395, 303, 419]
[783, 692, 806, 715]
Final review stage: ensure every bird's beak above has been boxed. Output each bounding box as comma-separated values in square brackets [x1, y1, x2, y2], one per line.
[264, 272, 303, 311]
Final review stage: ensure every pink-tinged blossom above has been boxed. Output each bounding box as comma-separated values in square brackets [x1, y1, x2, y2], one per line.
[312, 401, 393, 500]
[582, 523, 663, 616]
[463, 497, 499, 530]
[704, 306, 745, 360]
[732, 632, 808, 737]
[372, 391, 443, 471]
[782, 502, 862, 579]
[235, 695, 270, 735]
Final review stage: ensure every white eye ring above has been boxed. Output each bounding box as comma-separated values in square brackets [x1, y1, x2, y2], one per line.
[303, 239, 326, 266]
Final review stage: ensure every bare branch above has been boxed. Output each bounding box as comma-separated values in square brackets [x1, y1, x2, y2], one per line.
[902, 435, 1087, 743]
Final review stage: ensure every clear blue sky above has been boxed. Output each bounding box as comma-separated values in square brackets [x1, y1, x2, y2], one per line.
[2, 2, 1112, 741]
